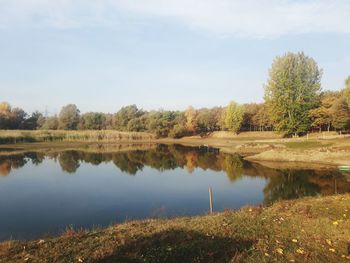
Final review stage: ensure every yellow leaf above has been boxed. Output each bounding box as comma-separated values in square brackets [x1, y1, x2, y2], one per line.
[296, 248, 305, 254]
[325, 239, 332, 246]
[276, 248, 284, 255]
[292, 239, 298, 243]
[329, 248, 335, 252]
[332, 221, 338, 225]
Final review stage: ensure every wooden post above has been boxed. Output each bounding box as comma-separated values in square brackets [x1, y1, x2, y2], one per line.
[209, 187, 213, 214]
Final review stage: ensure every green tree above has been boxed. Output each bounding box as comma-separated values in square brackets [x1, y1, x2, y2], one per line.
[23, 111, 43, 130]
[58, 104, 80, 130]
[113, 105, 143, 131]
[264, 52, 322, 136]
[79, 112, 106, 130]
[222, 101, 244, 133]
[9, 108, 27, 129]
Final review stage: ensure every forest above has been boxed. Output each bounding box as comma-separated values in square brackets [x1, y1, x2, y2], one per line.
[1, 52, 350, 138]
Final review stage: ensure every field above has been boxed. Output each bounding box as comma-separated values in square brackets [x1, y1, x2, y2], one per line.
[0, 194, 349, 263]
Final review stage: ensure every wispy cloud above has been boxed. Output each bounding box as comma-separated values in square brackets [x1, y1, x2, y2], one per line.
[1, 0, 350, 38]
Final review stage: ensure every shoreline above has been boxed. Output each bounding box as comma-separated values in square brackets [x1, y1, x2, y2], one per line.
[1, 194, 349, 262]
[1, 133, 350, 168]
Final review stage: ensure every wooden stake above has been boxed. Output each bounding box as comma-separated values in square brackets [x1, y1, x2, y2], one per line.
[209, 187, 213, 214]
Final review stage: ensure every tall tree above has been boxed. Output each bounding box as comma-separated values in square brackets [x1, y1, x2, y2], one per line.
[79, 112, 106, 130]
[184, 106, 198, 133]
[264, 52, 322, 136]
[223, 101, 244, 133]
[309, 91, 340, 132]
[10, 108, 27, 129]
[330, 98, 350, 131]
[58, 104, 80, 130]
[0, 102, 12, 129]
[113, 105, 143, 131]
[342, 75, 350, 108]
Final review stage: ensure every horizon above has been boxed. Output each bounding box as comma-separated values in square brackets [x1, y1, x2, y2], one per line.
[1, 1, 350, 114]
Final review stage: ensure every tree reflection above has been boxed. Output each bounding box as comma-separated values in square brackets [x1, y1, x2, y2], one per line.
[58, 151, 80, 174]
[0, 161, 11, 176]
[263, 170, 320, 205]
[220, 155, 243, 182]
[0, 152, 44, 176]
[112, 152, 144, 175]
[0, 145, 350, 205]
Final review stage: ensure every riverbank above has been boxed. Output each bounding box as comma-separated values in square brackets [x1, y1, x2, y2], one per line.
[0, 194, 349, 262]
[162, 132, 350, 168]
[2, 130, 350, 167]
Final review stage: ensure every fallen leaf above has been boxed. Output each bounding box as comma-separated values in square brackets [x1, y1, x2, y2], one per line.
[276, 248, 283, 255]
[296, 248, 305, 254]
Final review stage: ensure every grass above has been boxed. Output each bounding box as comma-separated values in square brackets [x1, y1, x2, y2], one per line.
[0, 130, 156, 144]
[284, 140, 333, 149]
[0, 194, 349, 262]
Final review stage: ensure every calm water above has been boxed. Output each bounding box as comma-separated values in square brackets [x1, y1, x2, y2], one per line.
[0, 144, 349, 240]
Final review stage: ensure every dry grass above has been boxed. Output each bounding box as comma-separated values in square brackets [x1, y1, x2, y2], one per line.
[0, 130, 156, 144]
[0, 194, 349, 263]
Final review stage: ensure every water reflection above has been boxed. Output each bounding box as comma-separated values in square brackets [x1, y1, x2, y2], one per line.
[1, 144, 349, 205]
[0, 144, 350, 240]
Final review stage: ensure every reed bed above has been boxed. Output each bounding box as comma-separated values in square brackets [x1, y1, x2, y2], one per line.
[0, 130, 156, 144]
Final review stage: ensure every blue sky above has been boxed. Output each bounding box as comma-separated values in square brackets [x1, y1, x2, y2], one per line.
[1, 0, 350, 114]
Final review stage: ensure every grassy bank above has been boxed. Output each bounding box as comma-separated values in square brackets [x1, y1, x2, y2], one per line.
[0, 130, 155, 144]
[0, 194, 349, 263]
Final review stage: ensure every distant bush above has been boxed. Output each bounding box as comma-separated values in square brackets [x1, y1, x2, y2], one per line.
[168, 124, 188, 139]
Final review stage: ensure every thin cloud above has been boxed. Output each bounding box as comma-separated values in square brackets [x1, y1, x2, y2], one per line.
[1, 0, 350, 37]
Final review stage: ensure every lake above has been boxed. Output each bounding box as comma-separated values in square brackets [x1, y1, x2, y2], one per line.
[0, 144, 349, 241]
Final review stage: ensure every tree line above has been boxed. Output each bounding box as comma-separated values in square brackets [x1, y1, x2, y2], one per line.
[1, 52, 350, 137]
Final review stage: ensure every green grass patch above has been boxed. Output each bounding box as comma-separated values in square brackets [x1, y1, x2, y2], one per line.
[284, 140, 333, 149]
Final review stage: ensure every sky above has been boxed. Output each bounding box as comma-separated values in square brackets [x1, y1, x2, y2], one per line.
[1, 0, 350, 115]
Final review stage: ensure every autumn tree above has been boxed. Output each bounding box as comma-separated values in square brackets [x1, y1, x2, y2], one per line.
[184, 106, 198, 133]
[252, 104, 274, 131]
[342, 76, 350, 108]
[330, 98, 350, 131]
[0, 102, 12, 129]
[264, 52, 322, 136]
[223, 101, 244, 133]
[58, 104, 80, 130]
[40, 116, 59, 130]
[241, 103, 261, 131]
[309, 91, 340, 132]
[196, 107, 222, 133]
